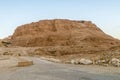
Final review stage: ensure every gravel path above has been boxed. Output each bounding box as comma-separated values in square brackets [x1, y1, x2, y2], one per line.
[0, 57, 120, 80]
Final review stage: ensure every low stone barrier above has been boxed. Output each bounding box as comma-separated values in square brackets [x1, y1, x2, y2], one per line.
[17, 61, 33, 67]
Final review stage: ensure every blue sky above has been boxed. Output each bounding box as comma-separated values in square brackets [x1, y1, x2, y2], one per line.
[0, 0, 120, 39]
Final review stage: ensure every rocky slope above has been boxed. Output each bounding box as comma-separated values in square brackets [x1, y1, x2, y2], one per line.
[1, 19, 120, 66]
[11, 19, 120, 50]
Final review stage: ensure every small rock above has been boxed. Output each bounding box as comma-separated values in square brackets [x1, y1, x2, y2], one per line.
[97, 60, 106, 64]
[79, 58, 92, 65]
[71, 60, 75, 64]
[71, 59, 79, 64]
[111, 58, 120, 67]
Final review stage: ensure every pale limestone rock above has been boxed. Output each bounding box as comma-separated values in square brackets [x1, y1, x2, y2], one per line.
[79, 58, 92, 65]
[71, 59, 79, 64]
[111, 58, 120, 67]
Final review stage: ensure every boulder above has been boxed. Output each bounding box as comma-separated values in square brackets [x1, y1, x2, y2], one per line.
[71, 59, 79, 64]
[79, 58, 93, 65]
[111, 58, 120, 67]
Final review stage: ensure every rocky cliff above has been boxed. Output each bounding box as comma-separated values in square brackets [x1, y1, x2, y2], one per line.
[11, 19, 120, 51]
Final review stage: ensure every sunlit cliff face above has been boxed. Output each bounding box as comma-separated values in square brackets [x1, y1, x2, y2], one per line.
[7, 19, 120, 52]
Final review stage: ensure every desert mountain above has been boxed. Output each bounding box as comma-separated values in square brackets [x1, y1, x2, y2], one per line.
[11, 19, 120, 51]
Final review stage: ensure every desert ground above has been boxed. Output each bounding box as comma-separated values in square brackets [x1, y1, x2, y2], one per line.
[0, 56, 120, 80]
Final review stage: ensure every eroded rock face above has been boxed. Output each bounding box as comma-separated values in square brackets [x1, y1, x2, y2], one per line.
[11, 19, 120, 50]
[0, 40, 2, 47]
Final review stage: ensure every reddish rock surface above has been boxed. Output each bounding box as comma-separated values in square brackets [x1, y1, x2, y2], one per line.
[11, 19, 120, 50]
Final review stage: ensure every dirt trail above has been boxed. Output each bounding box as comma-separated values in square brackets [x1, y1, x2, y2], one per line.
[0, 56, 120, 80]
